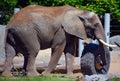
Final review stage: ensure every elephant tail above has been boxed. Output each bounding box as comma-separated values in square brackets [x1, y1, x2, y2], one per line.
[6, 28, 17, 50]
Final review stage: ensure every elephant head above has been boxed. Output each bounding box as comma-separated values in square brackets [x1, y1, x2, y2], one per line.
[62, 10, 117, 65]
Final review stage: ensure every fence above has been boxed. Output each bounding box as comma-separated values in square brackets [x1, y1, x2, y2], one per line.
[110, 18, 120, 36]
[100, 15, 120, 37]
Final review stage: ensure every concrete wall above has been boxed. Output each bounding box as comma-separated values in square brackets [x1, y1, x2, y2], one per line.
[0, 25, 5, 59]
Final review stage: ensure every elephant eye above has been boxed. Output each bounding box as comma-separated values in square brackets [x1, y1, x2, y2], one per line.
[94, 23, 99, 28]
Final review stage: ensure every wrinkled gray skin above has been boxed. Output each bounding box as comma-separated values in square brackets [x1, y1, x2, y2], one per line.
[2, 5, 108, 77]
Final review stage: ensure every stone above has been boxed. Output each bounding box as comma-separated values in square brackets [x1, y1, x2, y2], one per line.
[0, 25, 5, 59]
[84, 74, 120, 81]
[110, 35, 120, 51]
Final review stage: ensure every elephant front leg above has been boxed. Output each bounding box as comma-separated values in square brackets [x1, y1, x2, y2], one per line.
[42, 42, 66, 76]
[2, 43, 16, 77]
[65, 53, 74, 75]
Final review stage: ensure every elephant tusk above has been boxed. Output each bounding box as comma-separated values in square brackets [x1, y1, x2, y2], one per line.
[99, 39, 117, 47]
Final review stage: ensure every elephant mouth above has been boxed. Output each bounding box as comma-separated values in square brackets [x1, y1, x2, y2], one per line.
[98, 39, 117, 47]
[87, 32, 96, 40]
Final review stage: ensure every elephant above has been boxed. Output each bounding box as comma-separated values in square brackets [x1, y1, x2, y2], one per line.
[2, 5, 116, 77]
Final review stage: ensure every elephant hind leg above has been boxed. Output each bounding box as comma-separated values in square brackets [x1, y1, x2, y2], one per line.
[22, 50, 40, 76]
[2, 43, 16, 77]
[21, 35, 40, 76]
[12, 29, 41, 76]
[24, 52, 40, 76]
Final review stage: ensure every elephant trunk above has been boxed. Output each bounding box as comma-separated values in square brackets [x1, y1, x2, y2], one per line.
[95, 31, 108, 65]
[97, 38, 117, 65]
[97, 39, 107, 65]
[90, 13, 117, 66]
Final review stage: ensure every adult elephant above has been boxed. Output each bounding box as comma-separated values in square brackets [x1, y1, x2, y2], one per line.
[2, 5, 116, 77]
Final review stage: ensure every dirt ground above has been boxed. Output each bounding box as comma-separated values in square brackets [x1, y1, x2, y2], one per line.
[37, 49, 120, 74]
[36, 49, 120, 74]
[0, 49, 120, 75]
[108, 51, 120, 74]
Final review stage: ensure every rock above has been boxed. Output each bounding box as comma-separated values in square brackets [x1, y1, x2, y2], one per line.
[84, 74, 120, 81]
[110, 35, 120, 51]
[0, 25, 5, 59]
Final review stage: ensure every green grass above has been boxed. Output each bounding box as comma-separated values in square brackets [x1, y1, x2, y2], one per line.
[0, 74, 120, 81]
[0, 76, 75, 81]
[111, 78, 120, 81]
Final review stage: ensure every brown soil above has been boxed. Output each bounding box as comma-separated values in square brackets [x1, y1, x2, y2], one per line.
[108, 51, 120, 74]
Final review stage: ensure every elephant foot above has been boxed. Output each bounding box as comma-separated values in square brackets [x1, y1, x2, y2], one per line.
[41, 71, 51, 76]
[66, 72, 73, 75]
[65, 73, 84, 78]
[27, 71, 40, 76]
[2, 71, 13, 77]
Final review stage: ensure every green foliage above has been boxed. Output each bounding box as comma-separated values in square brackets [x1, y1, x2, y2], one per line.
[0, 0, 17, 10]
[81, 0, 120, 18]
[0, 0, 17, 24]
[0, 0, 120, 24]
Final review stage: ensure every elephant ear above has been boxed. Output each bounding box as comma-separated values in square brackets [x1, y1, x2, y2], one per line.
[62, 10, 87, 39]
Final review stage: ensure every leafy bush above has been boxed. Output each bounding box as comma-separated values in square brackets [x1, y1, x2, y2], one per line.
[0, 0, 17, 24]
